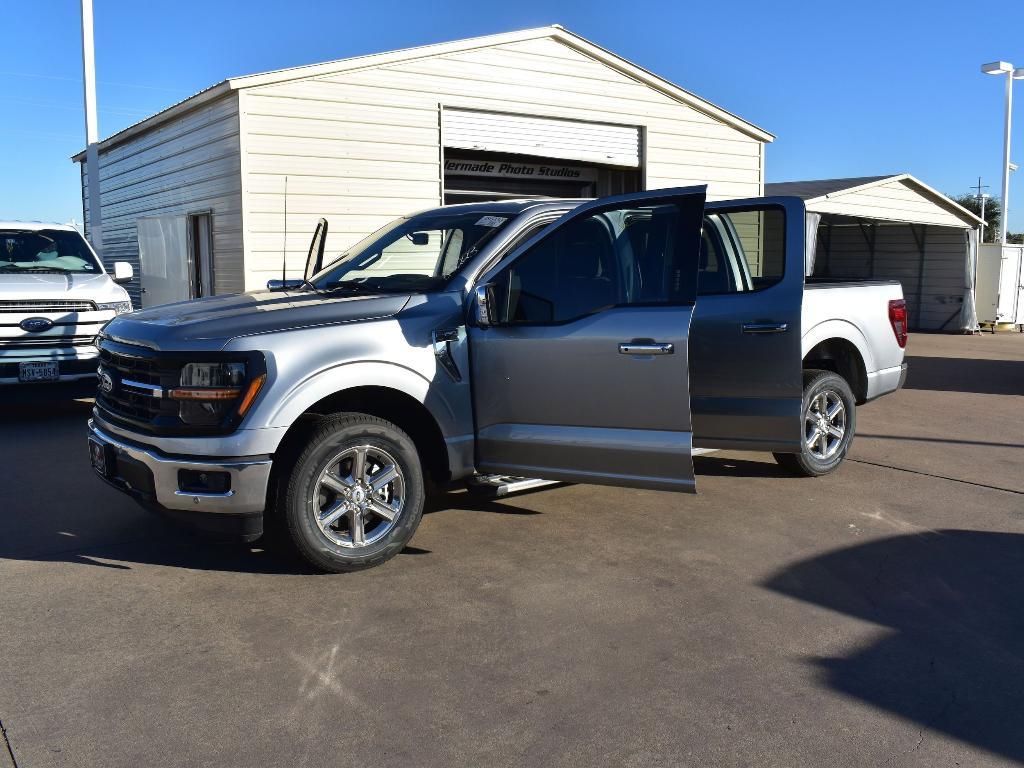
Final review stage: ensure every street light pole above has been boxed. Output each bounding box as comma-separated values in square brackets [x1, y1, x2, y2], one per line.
[999, 69, 1012, 245]
[81, 0, 102, 256]
[981, 62, 1024, 244]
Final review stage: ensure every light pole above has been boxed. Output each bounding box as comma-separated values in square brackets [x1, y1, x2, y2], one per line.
[981, 62, 1024, 244]
[81, 0, 102, 256]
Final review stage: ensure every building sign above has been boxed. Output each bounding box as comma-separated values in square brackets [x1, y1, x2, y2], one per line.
[444, 157, 599, 182]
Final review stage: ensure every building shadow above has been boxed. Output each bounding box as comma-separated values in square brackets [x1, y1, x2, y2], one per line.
[903, 355, 1023, 395]
[762, 530, 1024, 761]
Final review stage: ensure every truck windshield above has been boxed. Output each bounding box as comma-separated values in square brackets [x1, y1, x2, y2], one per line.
[0, 229, 103, 274]
[311, 211, 514, 292]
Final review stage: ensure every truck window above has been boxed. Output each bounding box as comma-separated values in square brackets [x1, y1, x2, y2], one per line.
[0, 229, 102, 274]
[492, 203, 694, 324]
[699, 208, 785, 295]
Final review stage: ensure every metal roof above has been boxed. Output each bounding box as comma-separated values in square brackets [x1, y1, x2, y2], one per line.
[74, 26, 773, 161]
[765, 176, 893, 200]
[765, 174, 985, 227]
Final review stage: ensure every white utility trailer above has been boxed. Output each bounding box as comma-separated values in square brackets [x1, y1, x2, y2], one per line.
[977, 244, 1024, 330]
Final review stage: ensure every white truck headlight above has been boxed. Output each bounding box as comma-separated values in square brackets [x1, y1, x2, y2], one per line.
[97, 300, 134, 315]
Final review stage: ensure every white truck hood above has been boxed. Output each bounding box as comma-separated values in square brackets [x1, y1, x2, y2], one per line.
[0, 271, 128, 303]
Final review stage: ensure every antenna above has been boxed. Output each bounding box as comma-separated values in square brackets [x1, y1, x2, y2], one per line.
[281, 176, 289, 284]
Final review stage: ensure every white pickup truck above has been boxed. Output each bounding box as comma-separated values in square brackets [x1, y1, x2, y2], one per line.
[87, 189, 908, 572]
[1, 222, 135, 399]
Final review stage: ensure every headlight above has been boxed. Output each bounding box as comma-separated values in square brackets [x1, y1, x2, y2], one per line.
[97, 300, 133, 315]
[170, 362, 265, 426]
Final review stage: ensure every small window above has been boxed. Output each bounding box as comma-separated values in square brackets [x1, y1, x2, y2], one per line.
[490, 200, 699, 325]
[698, 208, 785, 295]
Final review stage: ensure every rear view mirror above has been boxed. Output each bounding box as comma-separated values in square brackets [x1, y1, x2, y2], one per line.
[304, 217, 329, 283]
[409, 232, 430, 246]
[267, 278, 303, 291]
[112, 261, 134, 283]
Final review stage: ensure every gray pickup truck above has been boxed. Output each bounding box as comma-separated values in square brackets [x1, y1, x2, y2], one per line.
[87, 187, 908, 572]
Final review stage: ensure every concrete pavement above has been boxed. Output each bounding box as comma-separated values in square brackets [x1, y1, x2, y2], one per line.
[1, 332, 1022, 767]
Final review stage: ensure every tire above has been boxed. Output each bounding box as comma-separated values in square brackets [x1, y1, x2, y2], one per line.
[280, 413, 425, 572]
[773, 369, 856, 477]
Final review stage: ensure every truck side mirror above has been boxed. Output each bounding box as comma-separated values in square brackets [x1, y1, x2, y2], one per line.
[474, 283, 495, 327]
[266, 278, 303, 291]
[304, 217, 329, 283]
[112, 261, 134, 283]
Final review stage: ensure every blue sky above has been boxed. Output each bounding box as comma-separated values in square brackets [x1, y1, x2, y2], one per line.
[3, 0, 1024, 229]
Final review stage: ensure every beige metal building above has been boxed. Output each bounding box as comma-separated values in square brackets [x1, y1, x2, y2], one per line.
[74, 26, 772, 306]
[766, 175, 985, 332]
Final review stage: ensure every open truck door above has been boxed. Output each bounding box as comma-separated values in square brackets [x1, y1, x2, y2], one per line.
[689, 198, 806, 452]
[467, 187, 707, 492]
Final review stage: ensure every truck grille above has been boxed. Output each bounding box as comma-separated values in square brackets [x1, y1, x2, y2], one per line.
[96, 344, 181, 427]
[0, 299, 98, 312]
[2, 335, 97, 349]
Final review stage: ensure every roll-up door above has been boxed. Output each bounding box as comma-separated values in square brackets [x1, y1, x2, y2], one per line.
[442, 108, 641, 168]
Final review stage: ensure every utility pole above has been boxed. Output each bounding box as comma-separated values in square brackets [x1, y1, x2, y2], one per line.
[81, 0, 103, 256]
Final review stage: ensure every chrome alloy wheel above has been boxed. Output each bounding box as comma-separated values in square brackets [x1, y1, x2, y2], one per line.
[804, 389, 847, 460]
[312, 445, 405, 548]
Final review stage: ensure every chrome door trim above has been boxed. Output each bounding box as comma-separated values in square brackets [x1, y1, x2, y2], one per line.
[618, 342, 674, 355]
[741, 322, 789, 334]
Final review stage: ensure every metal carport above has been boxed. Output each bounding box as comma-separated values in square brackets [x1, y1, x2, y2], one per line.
[766, 175, 985, 332]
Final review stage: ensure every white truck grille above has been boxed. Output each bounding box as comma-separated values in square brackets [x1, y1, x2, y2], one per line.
[0, 299, 98, 312]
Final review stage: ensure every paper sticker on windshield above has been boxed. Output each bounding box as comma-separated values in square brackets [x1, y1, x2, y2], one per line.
[475, 216, 508, 228]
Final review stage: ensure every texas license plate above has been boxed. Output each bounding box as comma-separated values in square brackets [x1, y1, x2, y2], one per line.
[18, 361, 59, 382]
[88, 437, 109, 478]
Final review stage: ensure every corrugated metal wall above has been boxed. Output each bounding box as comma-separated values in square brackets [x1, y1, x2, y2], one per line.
[816, 222, 968, 331]
[81, 94, 244, 306]
[238, 37, 764, 290]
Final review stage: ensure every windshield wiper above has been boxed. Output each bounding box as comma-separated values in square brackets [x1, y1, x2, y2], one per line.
[323, 279, 380, 293]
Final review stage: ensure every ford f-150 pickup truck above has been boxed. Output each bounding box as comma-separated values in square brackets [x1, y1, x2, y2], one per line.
[2, 222, 135, 399]
[87, 188, 908, 572]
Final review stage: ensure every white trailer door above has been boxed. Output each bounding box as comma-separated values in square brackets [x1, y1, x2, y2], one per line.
[998, 245, 1024, 325]
[137, 215, 190, 308]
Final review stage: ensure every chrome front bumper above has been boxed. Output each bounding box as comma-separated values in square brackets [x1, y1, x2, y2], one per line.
[87, 420, 272, 516]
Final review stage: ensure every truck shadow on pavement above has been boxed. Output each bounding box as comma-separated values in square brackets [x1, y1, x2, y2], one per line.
[0, 397, 549, 573]
[762, 529, 1024, 762]
[903, 355, 1024, 395]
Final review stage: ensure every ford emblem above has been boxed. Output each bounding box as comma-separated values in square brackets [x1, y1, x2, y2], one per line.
[97, 368, 115, 395]
[20, 317, 54, 333]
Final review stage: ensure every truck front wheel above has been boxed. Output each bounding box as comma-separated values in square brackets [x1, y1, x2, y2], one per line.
[773, 369, 856, 477]
[280, 413, 425, 572]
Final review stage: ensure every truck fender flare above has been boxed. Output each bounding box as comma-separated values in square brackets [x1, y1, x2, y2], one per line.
[265, 360, 458, 441]
[801, 319, 876, 374]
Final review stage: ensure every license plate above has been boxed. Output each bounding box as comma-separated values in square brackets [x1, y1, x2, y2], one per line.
[88, 437, 109, 477]
[18, 361, 59, 382]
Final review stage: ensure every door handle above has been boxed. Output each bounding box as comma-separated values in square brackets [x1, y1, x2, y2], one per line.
[741, 322, 788, 334]
[619, 342, 674, 355]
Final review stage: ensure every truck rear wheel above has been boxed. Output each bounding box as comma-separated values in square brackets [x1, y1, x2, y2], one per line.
[773, 369, 856, 477]
[280, 413, 425, 572]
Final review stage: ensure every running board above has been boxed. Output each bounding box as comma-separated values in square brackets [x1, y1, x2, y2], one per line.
[467, 449, 719, 499]
[466, 475, 561, 498]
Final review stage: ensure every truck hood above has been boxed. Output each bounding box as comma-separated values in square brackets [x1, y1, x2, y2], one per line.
[101, 289, 413, 352]
[0, 270, 124, 302]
